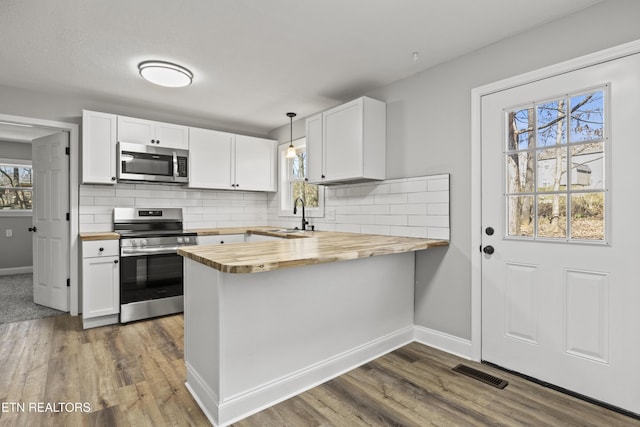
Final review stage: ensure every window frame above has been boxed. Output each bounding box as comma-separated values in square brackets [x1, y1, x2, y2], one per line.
[502, 85, 610, 245]
[278, 138, 325, 218]
[0, 158, 33, 216]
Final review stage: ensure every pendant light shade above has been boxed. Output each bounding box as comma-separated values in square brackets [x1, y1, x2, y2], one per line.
[285, 112, 297, 159]
[138, 61, 193, 88]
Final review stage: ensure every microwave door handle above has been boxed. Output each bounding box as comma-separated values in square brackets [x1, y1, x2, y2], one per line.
[173, 151, 178, 179]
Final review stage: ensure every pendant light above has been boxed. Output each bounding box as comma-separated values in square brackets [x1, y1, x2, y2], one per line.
[285, 112, 297, 159]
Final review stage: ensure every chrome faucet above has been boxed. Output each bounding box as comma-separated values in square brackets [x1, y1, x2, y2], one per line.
[293, 197, 308, 230]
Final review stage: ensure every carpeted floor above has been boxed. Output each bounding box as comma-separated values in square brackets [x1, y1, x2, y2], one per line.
[0, 273, 65, 324]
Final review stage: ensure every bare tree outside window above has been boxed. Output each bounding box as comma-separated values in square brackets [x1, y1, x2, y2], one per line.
[0, 164, 33, 210]
[505, 88, 606, 241]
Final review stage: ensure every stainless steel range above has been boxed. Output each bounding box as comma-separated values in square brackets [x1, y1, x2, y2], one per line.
[114, 207, 198, 323]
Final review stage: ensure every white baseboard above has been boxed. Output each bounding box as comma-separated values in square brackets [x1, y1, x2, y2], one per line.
[0, 266, 33, 276]
[413, 325, 473, 360]
[188, 326, 414, 427]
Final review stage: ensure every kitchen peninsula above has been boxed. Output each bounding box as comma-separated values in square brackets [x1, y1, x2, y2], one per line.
[178, 230, 447, 426]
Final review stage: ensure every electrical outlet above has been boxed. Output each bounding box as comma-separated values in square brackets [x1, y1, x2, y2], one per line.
[5, 229, 13, 237]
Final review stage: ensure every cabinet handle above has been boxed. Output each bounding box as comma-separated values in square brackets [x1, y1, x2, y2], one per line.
[304, 178, 308, 182]
[151, 139, 155, 144]
[321, 174, 325, 179]
[114, 259, 119, 264]
[99, 247, 104, 252]
[156, 140, 160, 144]
[28, 226, 37, 232]
[220, 240, 225, 244]
[111, 176, 116, 181]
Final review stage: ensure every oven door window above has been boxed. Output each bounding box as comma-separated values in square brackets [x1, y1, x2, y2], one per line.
[121, 151, 173, 177]
[120, 253, 183, 303]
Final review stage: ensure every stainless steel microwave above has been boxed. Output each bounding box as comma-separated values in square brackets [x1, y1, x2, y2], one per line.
[117, 142, 189, 184]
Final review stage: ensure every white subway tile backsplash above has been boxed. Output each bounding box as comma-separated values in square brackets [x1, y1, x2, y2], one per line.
[388, 180, 427, 194]
[374, 193, 407, 205]
[82, 174, 450, 240]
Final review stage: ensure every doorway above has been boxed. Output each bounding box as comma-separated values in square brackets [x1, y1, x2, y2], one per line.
[471, 41, 640, 415]
[0, 114, 79, 317]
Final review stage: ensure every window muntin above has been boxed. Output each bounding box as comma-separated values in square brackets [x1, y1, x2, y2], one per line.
[0, 162, 33, 211]
[504, 87, 607, 242]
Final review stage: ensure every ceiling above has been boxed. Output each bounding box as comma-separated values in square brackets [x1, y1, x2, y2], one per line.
[0, 0, 603, 138]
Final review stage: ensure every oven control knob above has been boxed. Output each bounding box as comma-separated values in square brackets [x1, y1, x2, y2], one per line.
[177, 237, 184, 244]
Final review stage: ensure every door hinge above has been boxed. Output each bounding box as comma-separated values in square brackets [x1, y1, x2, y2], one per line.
[65, 147, 70, 155]
[66, 212, 70, 221]
[66, 278, 70, 287]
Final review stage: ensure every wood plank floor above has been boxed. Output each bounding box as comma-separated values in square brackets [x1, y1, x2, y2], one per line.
[0, 314, 636, 426]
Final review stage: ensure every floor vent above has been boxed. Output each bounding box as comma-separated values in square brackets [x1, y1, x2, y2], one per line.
[452, 364, 508, 389]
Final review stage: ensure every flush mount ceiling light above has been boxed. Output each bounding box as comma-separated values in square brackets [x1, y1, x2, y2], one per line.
[138, 61, 193, 88]
[285, 112, 297, 159]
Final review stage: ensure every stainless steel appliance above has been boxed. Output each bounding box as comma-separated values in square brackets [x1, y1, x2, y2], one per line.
[114, 207, 198, 323]
[118, 141, 189, 183]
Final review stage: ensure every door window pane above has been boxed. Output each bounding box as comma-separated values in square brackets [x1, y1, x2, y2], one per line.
[537, 147, 567, 192]
[571, 193, 605, 240]
[537, 194, 567, 239]
[507, 195, 534, 237]
[537, 99, 567, 147]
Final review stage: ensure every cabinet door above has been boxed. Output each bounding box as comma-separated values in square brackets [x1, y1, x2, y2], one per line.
[117, 115, 155, 145]
[323, 98, 364, 181]
[305, 113, 324, 184]
[154, 122, 188, 149]
[188, 128, 234, 189]
[234, 135, 277, 191]
[82, 110, 117, 184]
[82, 256, 119, 318]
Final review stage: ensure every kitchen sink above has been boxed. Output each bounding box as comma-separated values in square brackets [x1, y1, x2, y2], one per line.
[266, 228, 312, 233]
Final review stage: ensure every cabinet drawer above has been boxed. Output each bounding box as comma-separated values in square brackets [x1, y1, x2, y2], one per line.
[83, 240, 119, 258]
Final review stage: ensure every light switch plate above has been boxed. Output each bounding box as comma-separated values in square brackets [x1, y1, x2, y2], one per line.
[5, 229, 13, 237]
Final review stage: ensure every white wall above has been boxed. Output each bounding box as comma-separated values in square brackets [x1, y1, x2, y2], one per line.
[269, 1, 640, 340]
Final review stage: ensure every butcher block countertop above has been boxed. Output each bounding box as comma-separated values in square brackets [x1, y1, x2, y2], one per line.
[178, 230, 448, 274]
[79, 232, 120, 241]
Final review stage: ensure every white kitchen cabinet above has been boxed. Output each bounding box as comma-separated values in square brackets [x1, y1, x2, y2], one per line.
[234, 135, 277, 192]
[306, 96, 385, 184]
[188, 130, 277, 192]
[81, 239, 120, 329]
[189, 127, 235, 189]
[82, 110, 117, 184]
[305, 113, 323, 184]
[198, 234, 246, 245]
[117, 115, 189, 149]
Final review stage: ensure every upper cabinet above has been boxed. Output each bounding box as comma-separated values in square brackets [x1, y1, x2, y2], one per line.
[189, 127, 234, 189]
[234, 135, 276, 192]
[117, 115, 188, 150]
[188, 128, 277, 192]
[82, 110, 117, 185]
[306, 96, 385, 185]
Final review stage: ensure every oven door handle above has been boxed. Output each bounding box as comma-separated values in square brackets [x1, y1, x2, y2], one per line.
[121, 247, 181, 257]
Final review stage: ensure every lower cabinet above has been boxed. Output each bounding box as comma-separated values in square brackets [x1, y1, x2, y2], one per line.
[82, 240, 120, 329]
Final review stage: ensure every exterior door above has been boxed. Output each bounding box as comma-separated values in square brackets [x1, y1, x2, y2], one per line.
[32, 132, 69, 311]
[481, 53, 640, 414]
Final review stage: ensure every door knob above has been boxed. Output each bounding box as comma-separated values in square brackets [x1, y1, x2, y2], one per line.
[28, 226, 37, 232]
[485, 227, 494, 235]
[483, 245, 495, 255]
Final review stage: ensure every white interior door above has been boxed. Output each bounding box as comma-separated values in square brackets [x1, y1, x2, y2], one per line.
[481, 53, 640, 414]
[32, 132, 69, 311]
